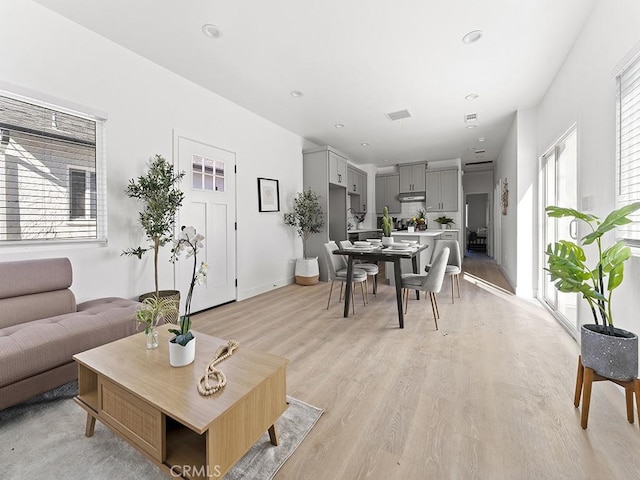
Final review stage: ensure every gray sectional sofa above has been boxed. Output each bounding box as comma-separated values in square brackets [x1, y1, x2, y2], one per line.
[0, 257, 140, 410]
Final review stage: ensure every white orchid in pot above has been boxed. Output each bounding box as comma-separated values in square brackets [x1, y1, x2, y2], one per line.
[168, 226, 208, 367]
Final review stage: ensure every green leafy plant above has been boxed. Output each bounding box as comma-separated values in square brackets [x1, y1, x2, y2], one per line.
[284, 189, 325, 259]
[545, 202, 640, 335]
[169, 226, 208, 346]
[122, 155, 185, 298]
[382, 206, 393, 237]
[434, 215, 454, 226]
[135, 296, 179, 334]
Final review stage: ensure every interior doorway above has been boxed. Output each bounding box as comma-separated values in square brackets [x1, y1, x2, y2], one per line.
[465, 192, 491, 257]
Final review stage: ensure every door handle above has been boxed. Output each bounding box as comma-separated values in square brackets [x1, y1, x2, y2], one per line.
[570, 219, 578, 239]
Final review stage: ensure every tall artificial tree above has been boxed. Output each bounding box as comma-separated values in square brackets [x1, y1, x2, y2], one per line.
[284, 189, 324, 259]
[122, 154, 185, 297]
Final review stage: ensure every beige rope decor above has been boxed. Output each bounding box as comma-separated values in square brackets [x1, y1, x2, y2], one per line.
[197, 340, 240, 396]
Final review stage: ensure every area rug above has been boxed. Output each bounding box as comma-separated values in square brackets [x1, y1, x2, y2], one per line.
[0, 383, 323, 480]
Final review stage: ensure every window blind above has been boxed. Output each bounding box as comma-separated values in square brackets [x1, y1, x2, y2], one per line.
[617, 55, 640, 244]
[0, 94, 106, 243]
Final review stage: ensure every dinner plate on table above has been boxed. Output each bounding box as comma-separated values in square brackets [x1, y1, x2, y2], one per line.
[353, 241, 371, 247]
[400, 239, 418, 244]
[384, 247, 412, 253]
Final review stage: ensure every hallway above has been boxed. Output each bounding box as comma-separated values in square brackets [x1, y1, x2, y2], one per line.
[463, 250, 514, 294]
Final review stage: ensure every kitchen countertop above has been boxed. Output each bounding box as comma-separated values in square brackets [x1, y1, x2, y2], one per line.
[392, 230, 444, 237]
[347, 228, 382, 234]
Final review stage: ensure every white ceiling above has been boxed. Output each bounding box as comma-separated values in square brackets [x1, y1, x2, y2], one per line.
[35, 0, 596, 170]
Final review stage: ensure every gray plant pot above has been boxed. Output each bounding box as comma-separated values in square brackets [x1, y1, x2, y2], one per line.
[581, 324, 638, 381]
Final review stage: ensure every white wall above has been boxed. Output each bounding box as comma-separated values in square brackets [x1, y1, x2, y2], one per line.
[515, 108, 537, 297]
[463, 171, 493, 194]
[535, 0, 640, 336]
[495, 115, 518, 289]
[0, 1, 306, 303]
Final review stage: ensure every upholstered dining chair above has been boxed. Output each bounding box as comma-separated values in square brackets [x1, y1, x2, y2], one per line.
[338, 240, 380, 295]
[323, 242, 368, 313]
[401, 247, 450, 330]
[425, 239, 462, 303]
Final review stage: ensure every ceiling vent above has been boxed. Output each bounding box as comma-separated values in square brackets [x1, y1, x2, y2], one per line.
[474, 149, 486, 154]
[464, 113, 478, 123]
[386, 109, 412, 121]
[466, 160, 493, 166]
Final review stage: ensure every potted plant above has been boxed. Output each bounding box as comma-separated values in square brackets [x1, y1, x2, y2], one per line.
[434, 215, 455, 229]
[135, 296, 179, 349]
[168, 226, 208, 367]
[122, 154, 185, 321]
[381, 206, 394, 246]
[416, 208, 427, 230]
[545, 202, 640, 381]
[284, 189, 325, 285]
[348, 207, 367, 230]
[407, 217, 417, 233]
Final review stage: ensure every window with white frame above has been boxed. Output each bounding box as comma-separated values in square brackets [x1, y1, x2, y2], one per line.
[616, 53, 640, 245]
[0, 93, 106, 243]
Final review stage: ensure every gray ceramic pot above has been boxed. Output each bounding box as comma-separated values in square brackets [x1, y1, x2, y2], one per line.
[581, 324, 638, 381]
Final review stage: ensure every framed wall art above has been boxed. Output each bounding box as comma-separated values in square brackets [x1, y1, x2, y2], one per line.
[257, 177, 280, 212]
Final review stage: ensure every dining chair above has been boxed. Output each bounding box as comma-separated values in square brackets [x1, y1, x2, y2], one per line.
[425, 239, 462, 303]
[323, 242, 368, 313]
[337, 240, 379, 295]
[401, 247, 450, 330]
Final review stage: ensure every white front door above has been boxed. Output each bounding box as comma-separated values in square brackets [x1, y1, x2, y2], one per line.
[174, 133, 236, 314]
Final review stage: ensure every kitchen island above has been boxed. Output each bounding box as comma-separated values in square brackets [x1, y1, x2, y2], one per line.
[386, 229, 459, 284]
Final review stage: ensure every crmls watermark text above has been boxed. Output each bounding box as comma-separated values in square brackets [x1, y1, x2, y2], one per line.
[170, 464, 222, 478]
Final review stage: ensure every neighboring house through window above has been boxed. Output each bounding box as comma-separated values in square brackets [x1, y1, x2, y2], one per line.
[616, 52, 640, 245]
[0, 93, 106, 243]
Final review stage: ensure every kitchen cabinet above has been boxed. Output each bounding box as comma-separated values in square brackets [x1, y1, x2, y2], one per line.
[375, 174, 401, 214]
[348, 167, 360, 195]
[399, 164, 426, 193]
[329, 151, 347, 186]
[303, 146, 350, 281]
[425, 168, 458, 211]
[348, 166, 368, 212]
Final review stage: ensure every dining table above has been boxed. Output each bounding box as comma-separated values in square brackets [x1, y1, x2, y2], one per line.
[333, 243, 429, 328]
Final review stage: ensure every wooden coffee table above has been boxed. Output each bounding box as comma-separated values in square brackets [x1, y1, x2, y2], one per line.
[73, 324, 288, 479]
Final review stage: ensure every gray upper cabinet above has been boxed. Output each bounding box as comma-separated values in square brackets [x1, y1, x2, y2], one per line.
[347, 165, 368, 212]
[329, 151, 347, 186]
[375, 174, 401, 214]
[425, 168, 458, 211]
[399, 164, 426, 193]
[347, 166, 361, 195]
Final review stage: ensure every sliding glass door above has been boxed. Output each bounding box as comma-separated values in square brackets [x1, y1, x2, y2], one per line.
[541, 128, 579, 335]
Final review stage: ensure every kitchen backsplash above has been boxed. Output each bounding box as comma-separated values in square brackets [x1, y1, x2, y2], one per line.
[398, 201, 461, 229]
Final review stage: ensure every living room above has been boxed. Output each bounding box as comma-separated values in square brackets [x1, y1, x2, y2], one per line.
[3, 1, 640, 479]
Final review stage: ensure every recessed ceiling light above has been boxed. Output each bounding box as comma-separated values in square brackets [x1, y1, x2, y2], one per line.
[335, 123, 344, 128]
[466, 125, 477, 129]
[465, 93, 478, 101]
[290, 90, 304, 98]
[202, 24, 223, 39]
[361, 143, 370, 147]
[462, 30, 483, 44]
[384, 159, 389, 162]
[478, 137, 486, 142]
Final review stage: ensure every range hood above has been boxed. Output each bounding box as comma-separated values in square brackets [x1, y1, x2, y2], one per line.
[398, 192, 426, 202]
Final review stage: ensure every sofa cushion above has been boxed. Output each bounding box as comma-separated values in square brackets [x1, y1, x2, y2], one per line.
[0, 297, 139, 388]
[0, 290, 77, 329]
[0, 258, 73, 299]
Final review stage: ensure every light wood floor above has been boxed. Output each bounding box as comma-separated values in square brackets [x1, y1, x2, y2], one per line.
[193, 265, 640, 480]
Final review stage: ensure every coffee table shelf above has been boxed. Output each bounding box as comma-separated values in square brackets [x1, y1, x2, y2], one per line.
[73, 325, 288, 479]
